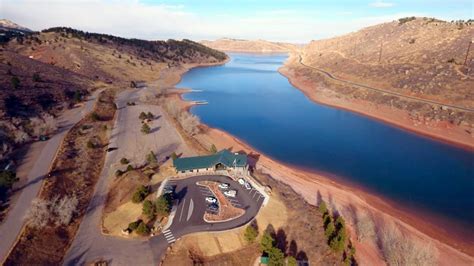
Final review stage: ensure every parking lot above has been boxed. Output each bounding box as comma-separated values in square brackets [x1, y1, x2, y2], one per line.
[150, 175, 265, 248]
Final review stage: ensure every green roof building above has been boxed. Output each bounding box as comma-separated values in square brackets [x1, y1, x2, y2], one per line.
[173, 149, 248, 176]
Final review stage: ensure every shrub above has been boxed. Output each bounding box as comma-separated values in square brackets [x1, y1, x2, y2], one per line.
[24, 198, 50, 229]
[155, 194, 172, 216]
[244, 224, 258, 243]
[210, 144, 217, 154]
[178, 112, 200, 135]
[24, 195, 78, 228]
[141, 123, 151, 134]
[142, 200, 156, 219]
[53, 194, 78, 226]
[126, 165, 134, 171]
[120, 158, 129, 165]
[11, 76, 20, 89]
[136, 221, 150, 236]
[356, 212, 376, 242]
[132, 185, 149, 203]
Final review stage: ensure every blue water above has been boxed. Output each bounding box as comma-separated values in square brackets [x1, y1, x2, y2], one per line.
[178, 53, 474, 230]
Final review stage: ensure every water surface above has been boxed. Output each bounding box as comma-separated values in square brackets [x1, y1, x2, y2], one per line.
[178, 53, 474, 232]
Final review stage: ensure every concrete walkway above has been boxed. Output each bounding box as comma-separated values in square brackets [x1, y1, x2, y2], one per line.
[0, 90, 102, 262]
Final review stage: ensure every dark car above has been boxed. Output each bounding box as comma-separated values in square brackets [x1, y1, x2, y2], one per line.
[39, 135, 49, 141]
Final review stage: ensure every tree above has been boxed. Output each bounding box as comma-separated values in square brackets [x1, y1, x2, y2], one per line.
[210, 144, 218, 154]
[155, 194, 172, 216]
[260, 231, 275, 253]
[329, 229, 347, 252]
[356, 213, 375, 242]
[142, 200, 156, 219]
[136, 221, 150, 236]
[90, 112, 100, 121]
[244, 224, 258, 243]
[268, 247, 285, 266]
[24, 198, 50, 229]
[132, 185, 149, 203]
[171, 152, 178, 160]
[139, 112, 147, 120]
[126, 164, 134, 171]
[318, 201, 328, 215]
[146, 151, 157, 165]
[146, 112, 154, 119]
[32, 73, 41, 82]
[73, 90, 82, 103]
[141, 123, 151, 134]
[325, 220, 335, 239]
[287, 256, 297, 266]
[128, 220, 141, 231]
[0, 170, 18, 198]
[115, 169, 124, 177]
[120, 158, 129, 165]
[11, 76, 20, 89]
[335, 216, 345, 230]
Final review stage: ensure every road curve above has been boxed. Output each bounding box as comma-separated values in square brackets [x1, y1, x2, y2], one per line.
[297, 55, 474, 113]
[0, 89, 102, 263]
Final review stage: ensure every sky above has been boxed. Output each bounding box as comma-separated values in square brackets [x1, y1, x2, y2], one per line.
[1, 0, 472, 43]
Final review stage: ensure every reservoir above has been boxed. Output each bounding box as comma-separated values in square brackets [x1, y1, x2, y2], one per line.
[178, 53, 474, 232]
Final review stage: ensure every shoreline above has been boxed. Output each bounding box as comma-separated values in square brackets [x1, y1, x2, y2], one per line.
[279, 53, 474, 151]
[164, 58, 473, 265]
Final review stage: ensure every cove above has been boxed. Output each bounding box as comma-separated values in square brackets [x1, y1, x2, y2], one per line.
[177, 53, 474, 232]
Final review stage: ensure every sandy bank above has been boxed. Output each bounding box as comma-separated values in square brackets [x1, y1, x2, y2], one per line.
[279, 53, 474, 151]
[162, 58, 474, 265]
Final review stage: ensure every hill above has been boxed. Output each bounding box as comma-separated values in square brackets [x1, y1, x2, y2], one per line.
[281, 17, 474, 147]
[201, 38, 299, 53]
[0, 26, 227, 164]
[0, 19, 32, 32]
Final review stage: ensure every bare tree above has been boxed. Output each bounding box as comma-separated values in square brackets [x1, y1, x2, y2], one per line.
[24, 198, 51, 229]
[52, 194, 78, 226]
[164, 101, 180, 119]
[381, 224, 438, 266]
[178, 112, 200, 135]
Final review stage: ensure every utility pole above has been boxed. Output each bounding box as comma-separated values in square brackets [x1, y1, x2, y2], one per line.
[464, 40, 472, 66]
[378, 41, 383, 64]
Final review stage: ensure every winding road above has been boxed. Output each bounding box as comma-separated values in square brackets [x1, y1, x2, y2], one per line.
[0, 89, 102, 263]
[297, 55, 474, 113]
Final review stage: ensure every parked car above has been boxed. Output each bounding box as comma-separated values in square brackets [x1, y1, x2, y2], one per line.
[244, 182, 252, 190]
[205, 196, 217, 204]
[223, 190, 237, 198]
[208, 203, 219, 212]
[218, 183, 230, 189]
[39, 135, 49, 141]
[163, 185, 175, 195]
[238, 178, 246, 185]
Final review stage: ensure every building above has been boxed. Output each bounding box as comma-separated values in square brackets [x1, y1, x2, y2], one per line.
[173, 149, 248, 177]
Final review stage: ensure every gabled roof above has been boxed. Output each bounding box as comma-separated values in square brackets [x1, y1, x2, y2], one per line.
[173, 149, 247, 171]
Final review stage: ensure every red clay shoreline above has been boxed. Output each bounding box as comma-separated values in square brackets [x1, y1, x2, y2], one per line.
[164, 57, 474, 263]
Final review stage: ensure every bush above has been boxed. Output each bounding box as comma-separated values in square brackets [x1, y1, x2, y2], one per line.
[11, 76, 20, 89]
[155, 194, 172, 216]
[141, 123, 151, 134]
[120, 158, 129, 165]
[244, 224, 258, 243]
[356, 212, 375, 242]
[136, 221, 150, 236]
[142, 200, 156, 219]
[126, 164, 134, 171]
[24, 195, 78, 229]
[132, 185, 149, 203]
[287, 256, 297, 266]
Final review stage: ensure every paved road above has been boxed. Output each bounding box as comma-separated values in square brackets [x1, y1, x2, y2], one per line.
[297, 55, 474, 113]
[0, 90, 102, 262]
[64, 88, 264, 265]
[149, 175, 265, 259]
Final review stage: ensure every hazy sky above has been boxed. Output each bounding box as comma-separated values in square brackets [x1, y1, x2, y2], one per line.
[1, 0, 472, 43]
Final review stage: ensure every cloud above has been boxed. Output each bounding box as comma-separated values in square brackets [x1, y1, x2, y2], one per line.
[369, 1, 395, 8]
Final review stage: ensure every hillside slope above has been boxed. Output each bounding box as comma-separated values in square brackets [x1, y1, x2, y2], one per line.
[0, 26, 227, 164]
[201, 38, 299, 53]
[281, 17, 474, 147]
